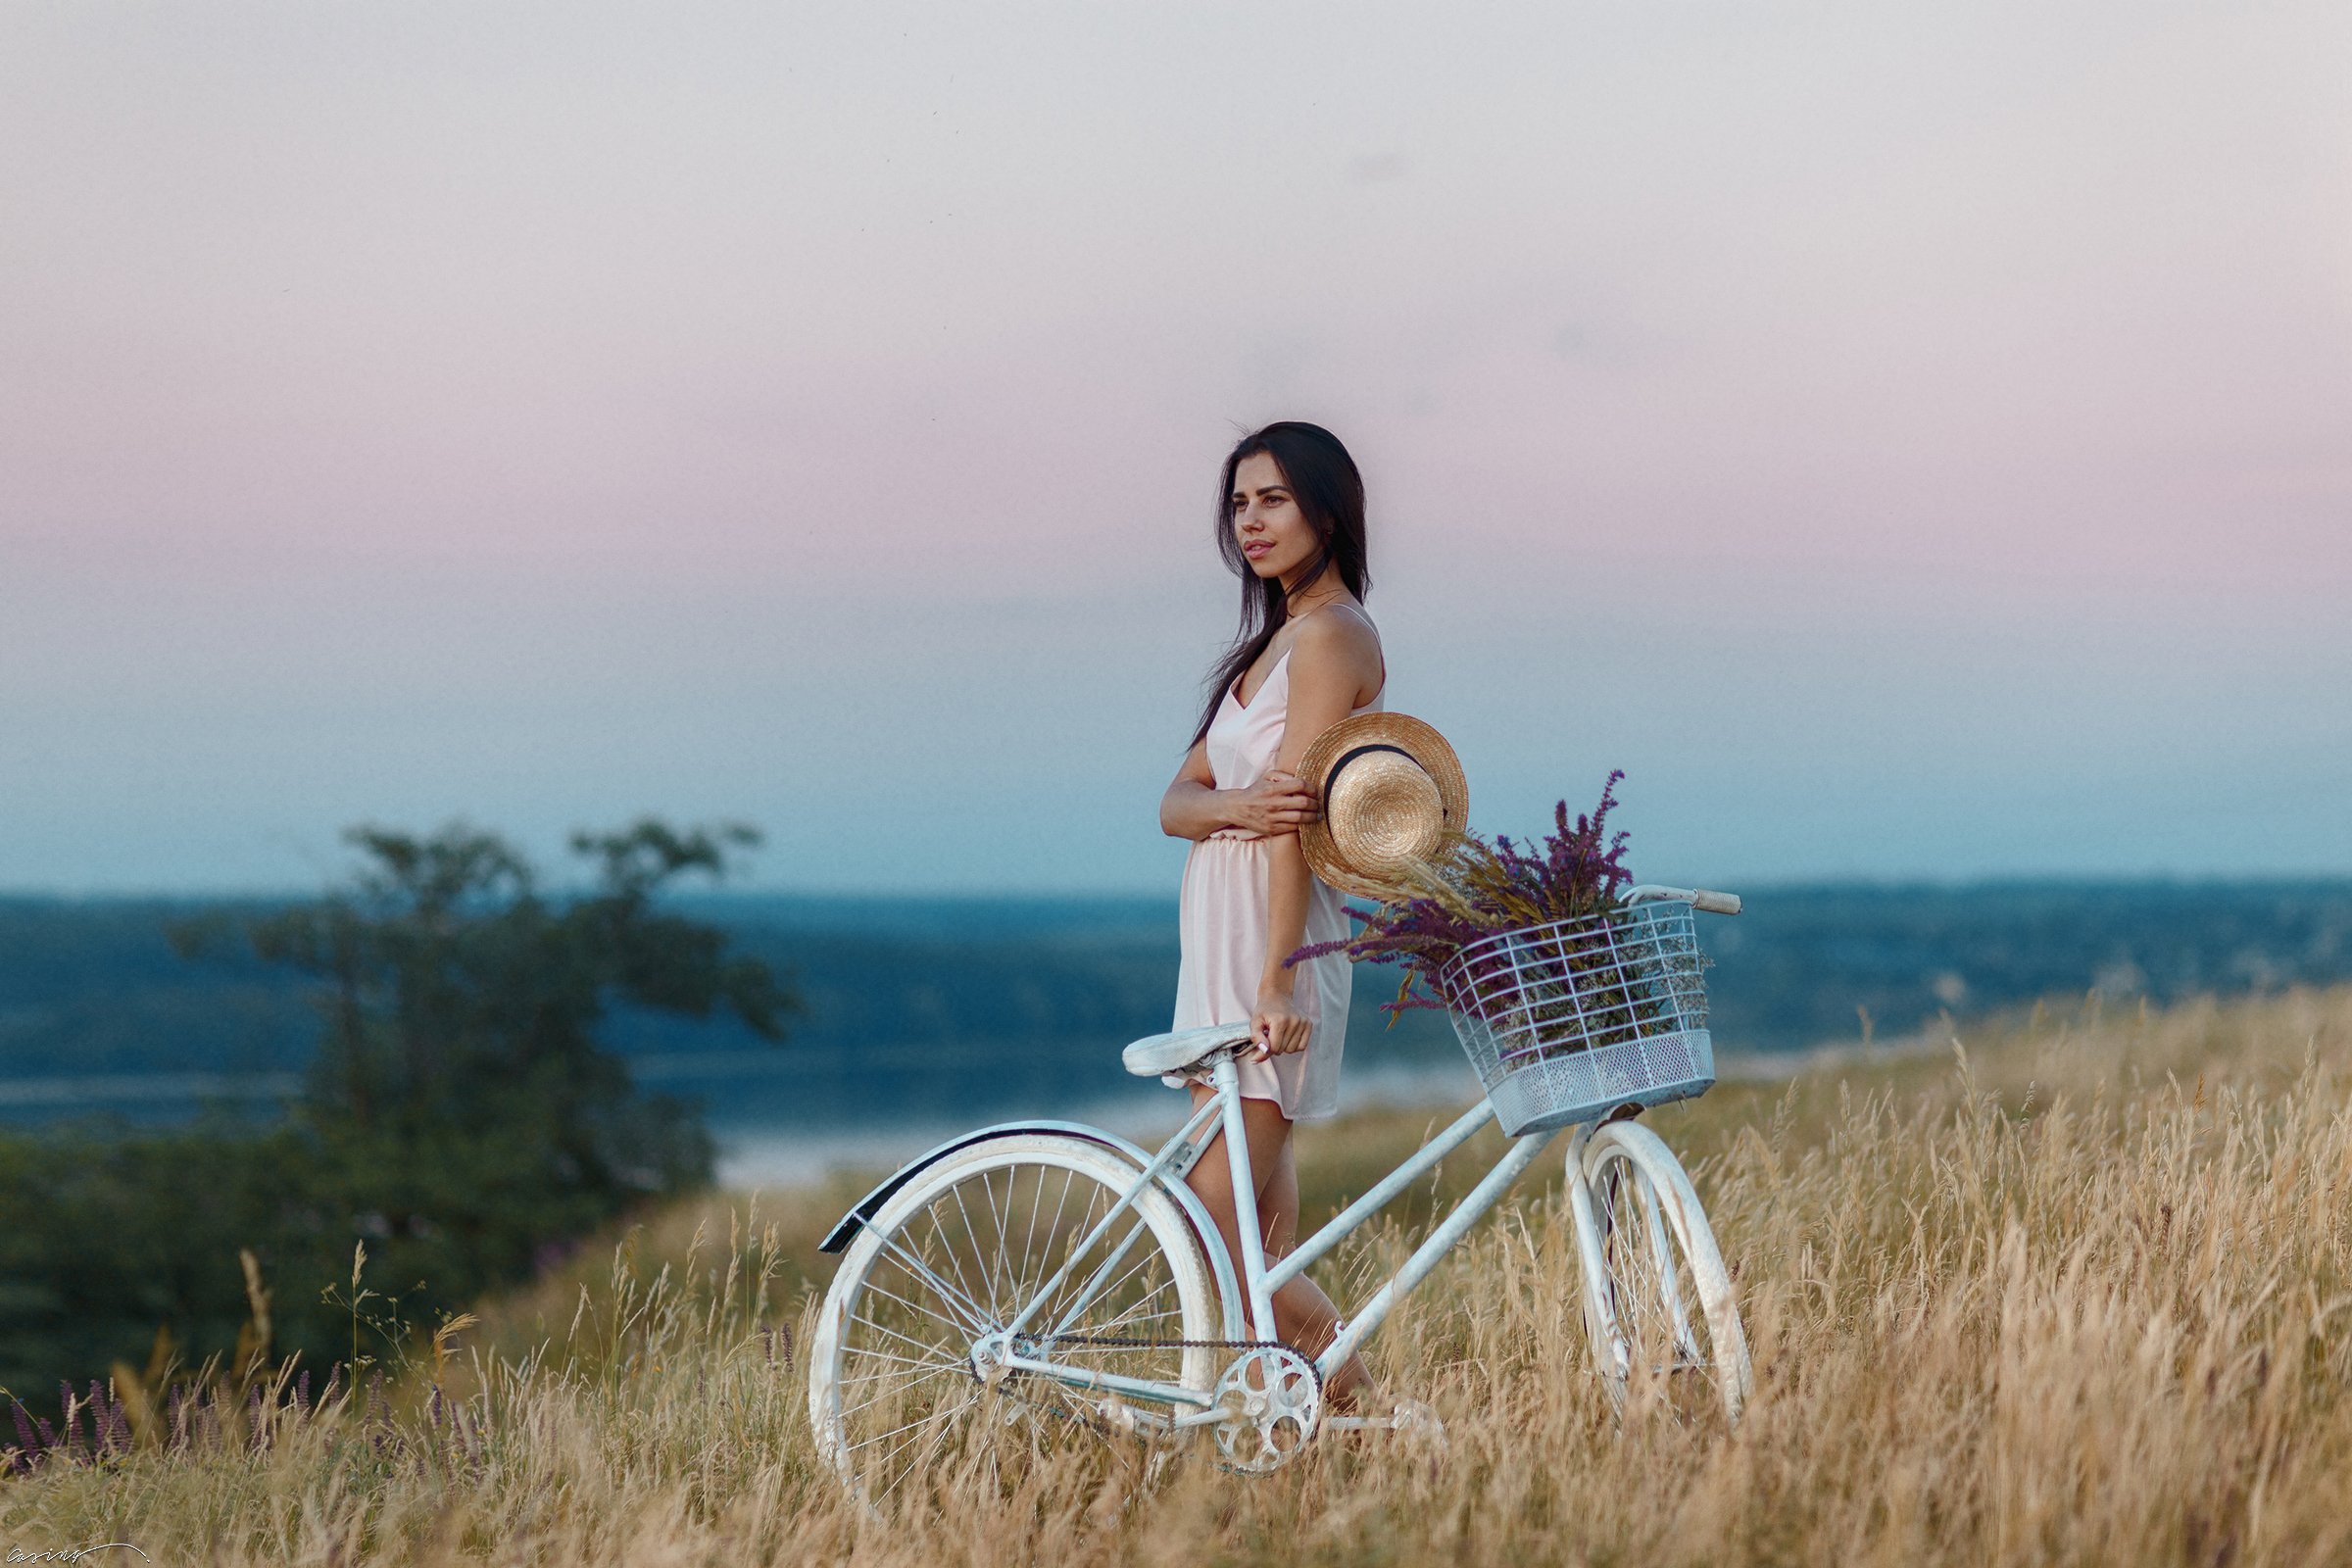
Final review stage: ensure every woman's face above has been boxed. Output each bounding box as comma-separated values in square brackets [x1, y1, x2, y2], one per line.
[1230, 451, 1322, 586]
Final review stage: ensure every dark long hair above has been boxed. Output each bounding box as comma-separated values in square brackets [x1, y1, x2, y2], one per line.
[1188, 421, 1371, 749]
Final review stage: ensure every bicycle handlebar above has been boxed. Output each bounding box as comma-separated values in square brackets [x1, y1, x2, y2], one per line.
[1621, 883, 1743, 916]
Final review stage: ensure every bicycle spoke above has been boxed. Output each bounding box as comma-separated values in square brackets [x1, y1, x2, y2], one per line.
[851, 1392, 981, 1478]
[836, 1341, 963, 1377]
[1045, 1215, 1156, 1339]
[854, 1274, 985, 1348]
[946, 1179, 997, 1315]
[870, 1226, 996, 1335]
[874, 1226, 981, 1326]
[1084, 1272, 1180, 1334]
[837, 1364, 968, 1422]
[1019, 1167, 1077, 1311]
[837, 1361, 963, 1412]
[1054, 1267, 1181, 1348]
[846, 1403, 960, 1456]
[1013, 1179, 1120, 1335]
[979, 1167, 1013, 1311]
[915, 1199, 990, 1327]
[1015, 1164, 1052, 1302]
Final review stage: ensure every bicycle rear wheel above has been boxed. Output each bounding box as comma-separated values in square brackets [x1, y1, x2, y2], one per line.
[807, 1134, 1220, 1507]
[1571, 1120, 1752, 1424]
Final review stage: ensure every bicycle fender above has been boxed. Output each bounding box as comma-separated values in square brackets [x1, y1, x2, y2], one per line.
[817, 1121, 1107, 1251]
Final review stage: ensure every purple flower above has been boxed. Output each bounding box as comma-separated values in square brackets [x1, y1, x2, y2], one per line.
[1285, 771, 1643, 1030]
[7, 1399, 35, 1474]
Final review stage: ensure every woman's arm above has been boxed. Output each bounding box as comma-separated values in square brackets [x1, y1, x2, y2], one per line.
[1160, 738, 1230, 840]
[1160, 736, 1321, 841]
[1250, 611, 1385, 1058]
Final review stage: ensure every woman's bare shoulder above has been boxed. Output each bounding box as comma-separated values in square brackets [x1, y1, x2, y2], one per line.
[1288, 602, 1383, 681]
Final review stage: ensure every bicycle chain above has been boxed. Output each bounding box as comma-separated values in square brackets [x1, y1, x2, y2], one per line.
[1044, 1331, 1298, 1354]
[1022, 1331, 1328, 1398]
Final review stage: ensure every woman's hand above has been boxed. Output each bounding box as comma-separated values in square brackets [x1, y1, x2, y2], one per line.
[1162, 742, 1318, 842]
[1227, 769, 1320, 838]
[1250, 987, 1313, 1061]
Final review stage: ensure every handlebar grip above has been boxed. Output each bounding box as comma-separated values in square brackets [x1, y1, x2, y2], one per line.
[1690, 889, 1742, 916]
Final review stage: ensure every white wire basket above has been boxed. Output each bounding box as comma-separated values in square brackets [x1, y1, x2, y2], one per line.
[1437, 902, 1714, 1137]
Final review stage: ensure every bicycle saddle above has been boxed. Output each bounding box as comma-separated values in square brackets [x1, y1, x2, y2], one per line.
[1121, 1024, 1254, 1078]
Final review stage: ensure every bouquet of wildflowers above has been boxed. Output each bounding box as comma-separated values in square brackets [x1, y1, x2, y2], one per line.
[1288, 770, 1642, 1037]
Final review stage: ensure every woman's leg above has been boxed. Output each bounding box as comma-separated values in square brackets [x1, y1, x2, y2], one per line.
[1185, 1085, 1379, 1405]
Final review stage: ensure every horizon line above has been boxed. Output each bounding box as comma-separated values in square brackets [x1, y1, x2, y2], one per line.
[5, 870, 2351, 905]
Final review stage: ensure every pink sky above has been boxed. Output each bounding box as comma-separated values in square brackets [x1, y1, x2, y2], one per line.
[4, 2, 2348, 892]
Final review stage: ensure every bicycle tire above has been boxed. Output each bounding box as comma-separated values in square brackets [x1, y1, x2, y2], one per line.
[807, 1133, 1221, 1506]
[1569, 1120, 1752, 1424]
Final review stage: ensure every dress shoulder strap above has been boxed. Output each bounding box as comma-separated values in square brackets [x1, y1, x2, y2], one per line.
[1298, 599, 1376, 632]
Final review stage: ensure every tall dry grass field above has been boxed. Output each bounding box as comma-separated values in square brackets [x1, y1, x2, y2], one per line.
[7, 988, 2352, 1565]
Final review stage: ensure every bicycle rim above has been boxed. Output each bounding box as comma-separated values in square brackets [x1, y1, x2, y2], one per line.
[807, 1135, 1218, 1506]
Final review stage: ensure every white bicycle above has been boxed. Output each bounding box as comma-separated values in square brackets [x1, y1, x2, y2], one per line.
[807, 886, 1751, 1503]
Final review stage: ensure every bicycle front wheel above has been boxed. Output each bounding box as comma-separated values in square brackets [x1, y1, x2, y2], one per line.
[807, 1134, 1221, 1507]
[1571, 1120, 1752, 1424]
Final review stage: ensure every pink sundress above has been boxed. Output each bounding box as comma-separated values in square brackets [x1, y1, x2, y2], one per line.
[1167, 631, 1385, 1120]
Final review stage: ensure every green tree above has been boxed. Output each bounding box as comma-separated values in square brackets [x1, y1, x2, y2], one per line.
[244, 817, 790, 1160]
[0, 817, 796, 1410]
[231, 816, 797, 1292]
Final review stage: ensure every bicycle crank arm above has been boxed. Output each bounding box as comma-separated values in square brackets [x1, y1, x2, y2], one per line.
[1094, 1396, 1180, 1440]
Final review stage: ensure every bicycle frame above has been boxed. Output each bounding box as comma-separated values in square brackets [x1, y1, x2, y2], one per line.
[984, 1052, 1567, 1415]
[815, 884, 1745, 1474]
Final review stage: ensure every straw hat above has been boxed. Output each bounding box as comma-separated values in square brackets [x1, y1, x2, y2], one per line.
[1296, 712, 1469, 901]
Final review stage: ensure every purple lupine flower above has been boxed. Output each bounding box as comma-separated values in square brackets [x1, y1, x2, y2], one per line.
[5, 1400, 34, 1476]
[364, 1371, 388, 1456]
[86, 1380, 112, 1457]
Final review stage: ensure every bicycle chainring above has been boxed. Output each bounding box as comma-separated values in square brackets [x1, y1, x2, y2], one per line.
[1209, 1345, 1323, 1474]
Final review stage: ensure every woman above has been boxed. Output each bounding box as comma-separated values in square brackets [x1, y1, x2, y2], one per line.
[1158, 420, 1388, 1409]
